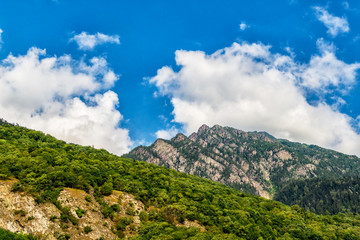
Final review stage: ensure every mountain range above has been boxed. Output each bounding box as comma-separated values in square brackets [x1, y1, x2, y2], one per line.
[125, 124, 360, 208]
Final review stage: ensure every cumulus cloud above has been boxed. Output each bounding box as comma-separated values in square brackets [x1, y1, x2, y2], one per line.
[70, 32, 120, 51]
[0, 47, 132, 155]
[301, 39, 360, 90]
[239, 22, 248, 31]
[155, 126, 179, 140]
[150, 42, 360, 156]
[314, 6, 349, 37]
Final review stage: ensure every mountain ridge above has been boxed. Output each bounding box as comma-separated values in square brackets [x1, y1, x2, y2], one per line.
[125, 124, 360, 199]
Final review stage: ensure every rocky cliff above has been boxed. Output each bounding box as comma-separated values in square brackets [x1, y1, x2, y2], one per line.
[0, 179, 145, 240]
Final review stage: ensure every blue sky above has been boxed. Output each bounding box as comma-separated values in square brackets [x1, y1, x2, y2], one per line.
[1, 0, 360, 155]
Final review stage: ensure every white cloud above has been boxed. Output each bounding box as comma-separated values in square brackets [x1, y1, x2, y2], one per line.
[150, 42, 360, 156]
[239, 22, 248, 31]
[314, 6, 350, 37]
[0, 47, 132, 155]
[300, 39, 360, 89]
[155, 126, 179, 140]
[70, 32, 120, 51]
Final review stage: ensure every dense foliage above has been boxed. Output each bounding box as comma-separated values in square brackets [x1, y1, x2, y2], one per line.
[275, 176, 360, 215]
[2, 123, 360, 239]
[0, 228, 38, 240]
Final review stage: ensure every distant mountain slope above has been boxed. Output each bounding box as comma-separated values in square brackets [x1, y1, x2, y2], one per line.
[274, 176, 360, 215]
[2, 121, 360, 239]
[125, 124, 360, 199]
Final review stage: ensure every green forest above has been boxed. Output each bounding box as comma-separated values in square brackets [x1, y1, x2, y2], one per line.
[275, 176, 360, 215]
[0, 228, 37, 240]
[1, 120, 360, 239]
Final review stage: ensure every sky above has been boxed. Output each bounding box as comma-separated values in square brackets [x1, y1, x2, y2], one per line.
[1, 0, 360, 156]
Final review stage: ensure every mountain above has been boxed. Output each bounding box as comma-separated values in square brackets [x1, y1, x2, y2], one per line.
[125, 124, 360, 199]
[2, 122, 360, 239]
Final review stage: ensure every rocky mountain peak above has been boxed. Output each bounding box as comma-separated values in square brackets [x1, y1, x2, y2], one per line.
[153, 138, 169, 148]
[153, 138, 167, 144]
[210, 125, 233, 139]
[125, 124, 360, 199]
[172, 133, 187, 143]
[188, 132, 198, 142]
[211, 124, 223, 131]
[198, 124, 210, 134]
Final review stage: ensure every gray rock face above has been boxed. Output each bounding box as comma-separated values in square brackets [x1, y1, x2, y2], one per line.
[125, 124, 360, 199]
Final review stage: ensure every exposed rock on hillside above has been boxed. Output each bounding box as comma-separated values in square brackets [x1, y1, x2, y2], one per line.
[126, 124, 360, 198]
[0, 180, 143, 239]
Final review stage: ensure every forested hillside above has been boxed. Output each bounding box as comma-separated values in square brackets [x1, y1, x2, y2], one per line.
[274, 176, 360, 215]
[1, 122, 360, 239]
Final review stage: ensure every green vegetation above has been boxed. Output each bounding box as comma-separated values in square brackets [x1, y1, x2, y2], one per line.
[14, 209, 26, 217]
[275, 176, 360, 215]
[116, 216, 133, 233]
[2, 123, 360, 239]
[49, 215, 58, 222]
[84, 226, 93, 234]
[58, 206, 78, 226]
[75, 207, 85, 218]
[54, 232, 70, 240]
[84, 195, 92, 202]
[0, 228, 38, 240]
[27, 216, 35, 222]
